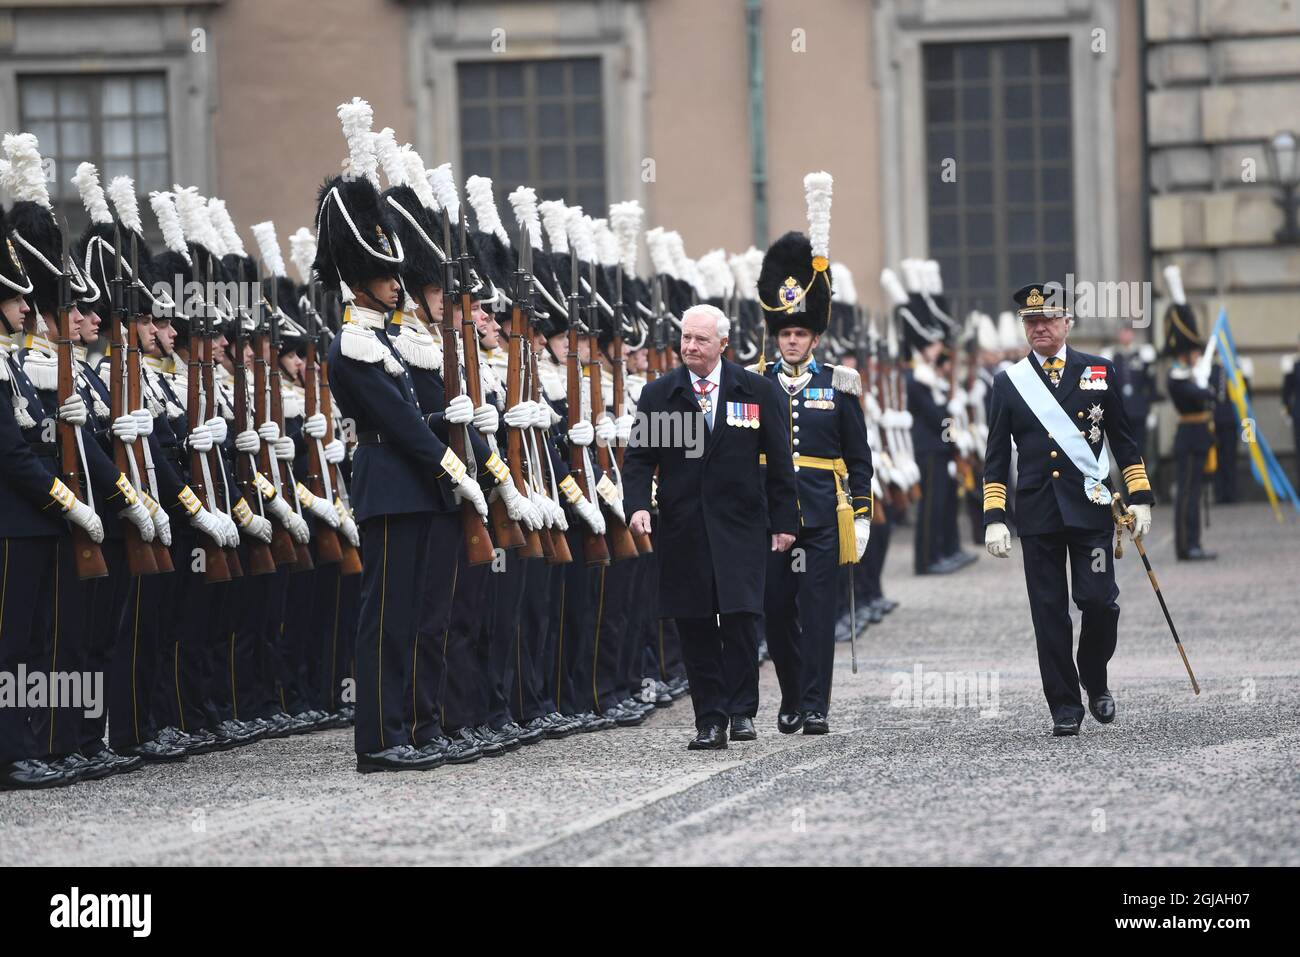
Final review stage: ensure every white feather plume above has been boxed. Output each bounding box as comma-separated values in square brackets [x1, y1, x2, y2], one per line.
[509, 186, 543, 250]
[251, 221, 287, 278]
[71, 162, 112, 225]
[149, 191, 190, 260]
[1163, 264, 1186, 305]
[831, 261, 857, 306]
[998, 310, 1025, 349]
[665, 231, 691, 280]
[208, 198, 247, 257]
[743, 247, 763, 288]
[428, 163, 460, 223]
[803, 171, 833, 261]
[609, 200, 642, 276]
[880, 268, 909, 306]
[374, 128, 406, 188]
[465, 174, 509, 247]
[977, 313, 1000, 352]
[645, 227, 674, 276]
[923, 259, 943, 294]
[107, 176, 143, 235]
[900, 259, 924, 293]
[539, 200, 569, 254]
[567, 207, 596, 262]
[336, 97, 379, 187]
[696, 249, 733, 299]
[592, 218, 618, 266]
[2, 133, 51, 208]
[728, 252, 752, 300]
[288, 228, 317, 285]
[173, 186, 217, 251]
[0, 159, 8, 196]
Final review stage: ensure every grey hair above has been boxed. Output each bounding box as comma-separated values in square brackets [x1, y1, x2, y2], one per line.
[682, 303, 729, 340]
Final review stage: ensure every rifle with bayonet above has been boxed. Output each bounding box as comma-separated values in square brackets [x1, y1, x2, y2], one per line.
[252, 263, 299, 566]
[185, 255, 232, 583]
[199, 254, 243, 578]
[611, 265, 651, 555]
[227, 261, 275, 575]
[507, 224, 545, 559]
[55, 219, 108, 580]
[567, 253, 609, 566]
[109, 225, 158, 576]
[439, 212, 497, 566]
[302, 293, 342, 566]
[267, 289, 312, 572]
[314, 301, 362, 576]
[589, 261, 637, 561]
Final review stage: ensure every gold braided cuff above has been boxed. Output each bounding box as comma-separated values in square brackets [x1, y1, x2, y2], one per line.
[113, 473, 139, 506]
[483, 452, 511, 486]
[177, 485, 202, 517]
[49, 478, 76, 511]
[984, 481, 1008, 513]
[558, 474, 584, 505]
[254, 472, 278, 500]
[233, 498, 254, 528]
[440, 448, 467, 485]
[1123, 462, 1151, 494]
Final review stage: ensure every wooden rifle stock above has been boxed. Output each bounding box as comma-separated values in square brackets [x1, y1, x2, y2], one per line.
[252, 328, 297, 565]
[269, 348, 312, 572]
[506, 327, 543, 558]
[610, 310, 652, 556]
[318, 356, 362, 575]
[591, 338, 638, 561]
[185, 329, 230, 583]
[108, 296, 157, 576]
[230, 309, 275, 576]
[128, 321, 174, 571]
[56, 304, 108, 580]
[567, 325, 608, 566]
[199, 326, 242, 578]
[304, 338, 342, 565]
[530, 349, 571, 565]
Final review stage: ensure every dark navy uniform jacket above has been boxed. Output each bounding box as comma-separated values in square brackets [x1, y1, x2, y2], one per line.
[0, 350, 63, 538]
[1168, 365, 1215, 457]
[906, 366, 951, 457]
[623, 359, 797, 618]
[326, 323, 453, 523]
[761, 359, 873, 528]
[1112, 346, 1159, 426]
[983, 346, 1154, 536]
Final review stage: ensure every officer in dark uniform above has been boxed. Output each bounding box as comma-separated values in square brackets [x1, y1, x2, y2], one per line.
[1108, 325, 1159, 464]
[316, 97, 489, 773]
[1161, 269, 1216, 561]
[983, 281, 1154, 736]
[754, 228, 873, 737]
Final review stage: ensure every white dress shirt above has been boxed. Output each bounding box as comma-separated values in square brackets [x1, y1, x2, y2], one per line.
[689, 361, 722, 429]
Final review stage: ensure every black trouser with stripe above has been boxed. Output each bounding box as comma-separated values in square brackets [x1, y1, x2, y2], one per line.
[354, 512, 432, 755]
[411, 510, 459, 745]
[765, 524, 840, 716]
[81, 539, 130, 754]
[588, 549, 635, 714]
[437, 543, 491, 733]
[554, 524, 592, 715]
[914, 451, 951, 573]
[1174, 429, 1207, 558]
[516, 558, 554, 721]
[1019, 526, 1120, 723]
[0, 536, 59, 765]
[484, 551, 528, 728]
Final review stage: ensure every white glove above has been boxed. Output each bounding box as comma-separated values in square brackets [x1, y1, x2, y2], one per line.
[257, 421, 280, 443]
[1129, 503, 1152, 540]
[338, 508, 360, 548]
[264, 492, 305, 542]
[111, 414, 139, 444]
[186, 423, 214, 453]
[218, 511, 241, 548]
[304, 412, 328, 439]
[568, 420, 594, 447]
[615, 413, 635, 443]
[189, 507, 225, 544]
[298, 484, 341, 528]
[594, 415, 616, 447]
[143, 493, 172, 547]
[946, 397, 965, 418]
[985, 522, 1011, 559]
[131, 408, 154, 436]
[235, 429, 260, 454]
[499, 481, 541, 530]
[274, 436, 295, 461]
[64, 497, 105, 543]
[121, 500, 155, 542]
[472, 403, 499, 435]
[577, 498, 606, 536]
[58, 394, 89, 426]
[531, 402, 556, 429]
[204, 416, 228, 446]
[503, 401, 536, 430]
[244, 514, 273, 544]
[454, 475, 489, 521]
[323, 439, 345, 464]
[444, 393, 474, 425]
[854, 516, 870, 560]
[529, 490, 553, 528]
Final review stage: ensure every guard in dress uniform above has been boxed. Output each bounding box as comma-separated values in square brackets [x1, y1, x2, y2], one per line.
[1210, 355, 1252, 504]
[1161, 266, 1216, 561]
[983, 281, 1155, 736]
[315, 97, 489, 773]
[753, 175, 873, 738]
[1106, 325, 1159, 464]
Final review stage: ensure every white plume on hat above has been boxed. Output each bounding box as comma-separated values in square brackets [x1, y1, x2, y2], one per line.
[466, 174, 509, 247]
[71, 162, 113, 226]
[592, 217, 618, 267]
[509, 186, 543, 250]
[1163, 264, 1186, 305]
[900, 259, 924, 293]
[337, 97, 379, 188]
[428, 163, 460, 224]
[107, 176, 143, 235]
[695, 249, 733, 300]
[2, 133, 51, 208]
[173, 186, 221, 252]
[998, 309, 1025, 349]
[149, 191, 190, 262]
[803, 171, 833, 262]
[566, 206, 595, 262]
[831, 262, 857, 306]
[645, 226, 676, 277]
[880, 268, 909, 306]
[374, 128, 406, 188]
[398, 148, 437, 212]
[288, 228, 317, 285]
[728, 252, 754, 300]
[251, 221, 287, 278]
[977, 312, 1000, 352]
[539, 200, 570, 254]
[608, 200, 642, 276]
[208, 198, 247, 257]
[923, 259, 944, 294]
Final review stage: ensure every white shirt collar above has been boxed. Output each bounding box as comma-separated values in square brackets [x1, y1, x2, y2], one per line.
[1032, 344, 1068, 366]
[689, 361, 722, 391]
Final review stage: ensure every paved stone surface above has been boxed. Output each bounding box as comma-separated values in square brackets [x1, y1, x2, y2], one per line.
[2, 503, 1296, 866]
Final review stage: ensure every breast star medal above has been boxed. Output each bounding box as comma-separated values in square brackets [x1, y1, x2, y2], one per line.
[1088, 403, 1103, 424]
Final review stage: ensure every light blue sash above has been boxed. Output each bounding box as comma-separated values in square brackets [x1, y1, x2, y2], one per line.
[1007, 356, 1111, 505]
